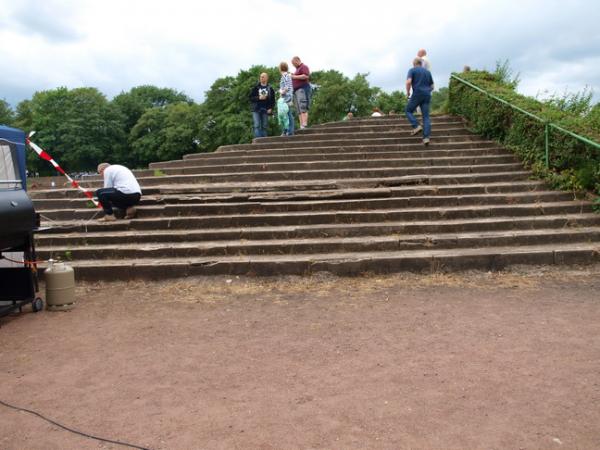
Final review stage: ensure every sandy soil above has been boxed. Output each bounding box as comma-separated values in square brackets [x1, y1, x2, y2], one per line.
[1, 266, 600, 450]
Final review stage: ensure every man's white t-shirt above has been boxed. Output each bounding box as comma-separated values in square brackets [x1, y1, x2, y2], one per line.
[103, 165, 141, 194]
[421, 56, 432, 71]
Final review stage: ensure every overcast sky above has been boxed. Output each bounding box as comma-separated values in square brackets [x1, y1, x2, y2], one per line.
[1, 0, 599, 107]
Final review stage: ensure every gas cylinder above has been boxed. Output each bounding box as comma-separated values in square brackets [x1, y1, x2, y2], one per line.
[45, 260, 76, 311]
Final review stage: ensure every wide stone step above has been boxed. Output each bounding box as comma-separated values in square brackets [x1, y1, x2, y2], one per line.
[196, 140, 498, 159]
[149, 155, 520, 177]
[37, 214, 600, 246]
[39, 201, 594, 230]
[28, 171, 534, 201]
[253, 126, 470, 144]
[308, 115, 460, 129]
[36, 191, 575, 220]
[36, 228, 600, 261]
[31, 181, 549, 209]
[218, 134, 482, 151]
[40, 242, 600, 280]
[152, 147, 513, 169]
[33, 162, 527, 191]
[152, 146, 512, 169]
[296, 121, 465, 135]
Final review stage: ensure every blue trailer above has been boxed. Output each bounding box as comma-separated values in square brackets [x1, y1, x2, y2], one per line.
[0, 125, 44, 317]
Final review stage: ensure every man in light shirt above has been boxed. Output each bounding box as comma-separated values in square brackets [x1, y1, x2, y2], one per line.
[96, 162, 142, 222]
[417, 48, 431, 71]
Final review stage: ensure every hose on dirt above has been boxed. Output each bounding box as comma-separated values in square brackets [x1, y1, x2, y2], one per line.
[0, 398, 151, 450]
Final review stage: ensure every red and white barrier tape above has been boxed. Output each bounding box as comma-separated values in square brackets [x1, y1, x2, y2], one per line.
[1, 255, 46, 266]
[26, 132, 101, 208]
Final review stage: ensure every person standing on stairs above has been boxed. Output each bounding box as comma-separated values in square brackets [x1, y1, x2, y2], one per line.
[417, 48, 431, 71]
[249, 72, 276, 138]
[291, 56, 311, 129]
[96, 163, 142, 222]
[405, 57, 434, 146]
[415, 48, 431, 116]
[279, 61, 295, 136]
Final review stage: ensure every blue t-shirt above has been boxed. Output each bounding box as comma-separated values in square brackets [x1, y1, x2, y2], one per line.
[407, 67, 434, 96]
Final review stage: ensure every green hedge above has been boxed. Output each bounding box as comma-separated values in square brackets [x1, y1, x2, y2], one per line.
[448, 71, 600, 198]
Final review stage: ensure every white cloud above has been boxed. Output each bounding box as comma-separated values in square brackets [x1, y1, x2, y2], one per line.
[0, 0, 599, 105]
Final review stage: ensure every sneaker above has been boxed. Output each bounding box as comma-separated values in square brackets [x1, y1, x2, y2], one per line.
[98, 214, 116, 222]
[423, 138, 430, 146]
[410, 125, 423, 136]
[125, 206, 137, 219]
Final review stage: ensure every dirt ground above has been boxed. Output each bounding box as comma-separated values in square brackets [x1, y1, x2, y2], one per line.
[1, 266, 600, 450]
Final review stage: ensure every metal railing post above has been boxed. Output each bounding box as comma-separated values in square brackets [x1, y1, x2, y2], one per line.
[544, 122, 550, 168]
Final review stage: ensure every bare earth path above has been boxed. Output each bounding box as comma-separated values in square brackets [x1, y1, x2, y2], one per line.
[1, 266, 600, 450]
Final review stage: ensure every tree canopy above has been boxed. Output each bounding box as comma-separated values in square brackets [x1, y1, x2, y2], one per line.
[113, 85, 192, 134]
[130, 102, 203, 166]
[0, 99, 15, 126]
[14, 87, 126, 173]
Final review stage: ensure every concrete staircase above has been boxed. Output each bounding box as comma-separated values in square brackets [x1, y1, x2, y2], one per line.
[30, 115, 600, 280]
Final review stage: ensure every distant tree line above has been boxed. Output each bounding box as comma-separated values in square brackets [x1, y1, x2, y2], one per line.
[0, 66, 449, 174]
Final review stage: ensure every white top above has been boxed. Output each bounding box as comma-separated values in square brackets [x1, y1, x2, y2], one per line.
[421, 55, 431, 71]
[103, 164, 141, 194]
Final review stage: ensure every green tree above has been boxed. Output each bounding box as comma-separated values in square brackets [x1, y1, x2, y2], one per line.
[14, 87, 126, 174]
[374, 89, 407, 115]
[493, 59, 520, 89]
[587, 102, 600, 130]
[112, 85, 192, 134]
[430, 87, 449, 113]
[542, 87, 593, 116]
[310, 71, 379, 123]
[0, 99, 14, 126]
[129, 102, 203, 166]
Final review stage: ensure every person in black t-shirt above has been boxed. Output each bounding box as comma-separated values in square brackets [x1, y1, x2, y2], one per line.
[249, 73, 276, 138]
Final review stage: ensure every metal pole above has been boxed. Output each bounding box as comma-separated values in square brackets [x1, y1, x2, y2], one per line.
[544, 122, 550, 168]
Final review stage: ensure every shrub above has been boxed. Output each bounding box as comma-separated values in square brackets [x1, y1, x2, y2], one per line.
[448, 70, 600, 196]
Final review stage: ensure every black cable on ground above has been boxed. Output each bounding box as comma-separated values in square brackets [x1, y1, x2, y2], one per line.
[0, 398, 151, 450]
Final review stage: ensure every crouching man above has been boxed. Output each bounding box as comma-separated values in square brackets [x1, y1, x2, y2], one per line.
[96, 162, 142, 222]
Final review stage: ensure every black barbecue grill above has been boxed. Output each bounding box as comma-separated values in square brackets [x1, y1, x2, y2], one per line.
[0, 125, 44, 317]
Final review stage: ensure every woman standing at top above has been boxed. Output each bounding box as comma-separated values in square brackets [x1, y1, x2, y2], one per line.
[279, 62, 295, 136]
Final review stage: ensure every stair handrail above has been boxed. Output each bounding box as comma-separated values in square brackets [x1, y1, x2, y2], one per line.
[450, 73, 600, 168]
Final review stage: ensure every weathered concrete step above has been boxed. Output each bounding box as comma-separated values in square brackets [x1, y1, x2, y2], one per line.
[37, 191, 575, 220]
[29, 171, 534, 200]
[41, 242, 600, 280]
[37, 214, 600, 246]
[253, 126, 470, 144]
[204, 140, 499, 158]
[296, 121, 465, 135]
[151, 147, 513, 169]
[28, 186, 160, 200]
[36, 228, 600, 261]
[39, 191, 573, 220]
[157, 192, 576, 216]
[219, 134, 483, 151]
[32, 163, 528, 190]
[309, 115, 459, 129]
[149, 155, 520, 177]
[31, 181, 549, 209]
[40, 201, 594, 230]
